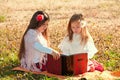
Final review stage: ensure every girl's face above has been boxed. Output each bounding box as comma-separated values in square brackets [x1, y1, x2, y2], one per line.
[37, 20, 49, 33]
[71, 20, 82, 34]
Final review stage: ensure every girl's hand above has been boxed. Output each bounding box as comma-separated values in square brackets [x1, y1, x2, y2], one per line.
[51, 50, 60, 60]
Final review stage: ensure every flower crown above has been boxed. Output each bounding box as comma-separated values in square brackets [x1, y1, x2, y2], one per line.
[36, 14, 44, 21]
[80, 21, 87, 28]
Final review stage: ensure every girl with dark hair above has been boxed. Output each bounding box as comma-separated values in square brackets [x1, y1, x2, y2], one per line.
[18, 11, 60, 72]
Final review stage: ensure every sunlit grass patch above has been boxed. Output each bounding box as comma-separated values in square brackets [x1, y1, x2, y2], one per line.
[0, 15, 6, 22]
[104, 50, 120, 70]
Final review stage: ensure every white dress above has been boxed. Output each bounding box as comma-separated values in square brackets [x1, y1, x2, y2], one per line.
[58, 34, 98, 59]
[20, 29, 53, 72]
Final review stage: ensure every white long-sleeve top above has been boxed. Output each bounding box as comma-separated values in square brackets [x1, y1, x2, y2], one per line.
[58, 33, 98, 59]
[20, 29, 54, 72]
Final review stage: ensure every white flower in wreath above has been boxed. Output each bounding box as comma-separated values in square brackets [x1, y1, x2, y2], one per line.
[80, 21, 87, 28]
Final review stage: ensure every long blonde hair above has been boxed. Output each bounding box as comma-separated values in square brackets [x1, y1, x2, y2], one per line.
[67, 13, 89, 45]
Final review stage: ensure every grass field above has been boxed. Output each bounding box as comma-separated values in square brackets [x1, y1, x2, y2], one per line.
[0, 0, 120, 80]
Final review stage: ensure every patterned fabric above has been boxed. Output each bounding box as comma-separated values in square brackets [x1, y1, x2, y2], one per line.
[36, 55, 47, 71]
[87, 60, 104, 72]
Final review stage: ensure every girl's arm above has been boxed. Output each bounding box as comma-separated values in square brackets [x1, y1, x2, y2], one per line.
[58, 36, 70, 55]
[33, 42, 58, 54]
[34, 42, 60, 60]
[27, 29, 58, 54]
[25, 29, 60, 60]
[86, 36, 98, 59]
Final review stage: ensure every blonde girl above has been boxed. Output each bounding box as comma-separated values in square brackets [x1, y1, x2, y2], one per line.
[59, 14, 104, 72]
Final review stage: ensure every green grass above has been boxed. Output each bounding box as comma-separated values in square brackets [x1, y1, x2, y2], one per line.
[0, 15, 5, 22]
[0, 0, 120, 79]
[0, 25, 120, 79]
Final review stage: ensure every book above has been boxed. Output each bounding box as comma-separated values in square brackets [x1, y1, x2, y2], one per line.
[46, 53, 88, 75]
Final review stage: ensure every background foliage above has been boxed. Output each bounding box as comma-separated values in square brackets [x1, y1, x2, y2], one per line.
[0, 0, 120, 80]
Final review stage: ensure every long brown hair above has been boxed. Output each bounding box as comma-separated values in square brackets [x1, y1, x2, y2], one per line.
[18, 11, 50, 60]
[67, 13, 89, 45]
